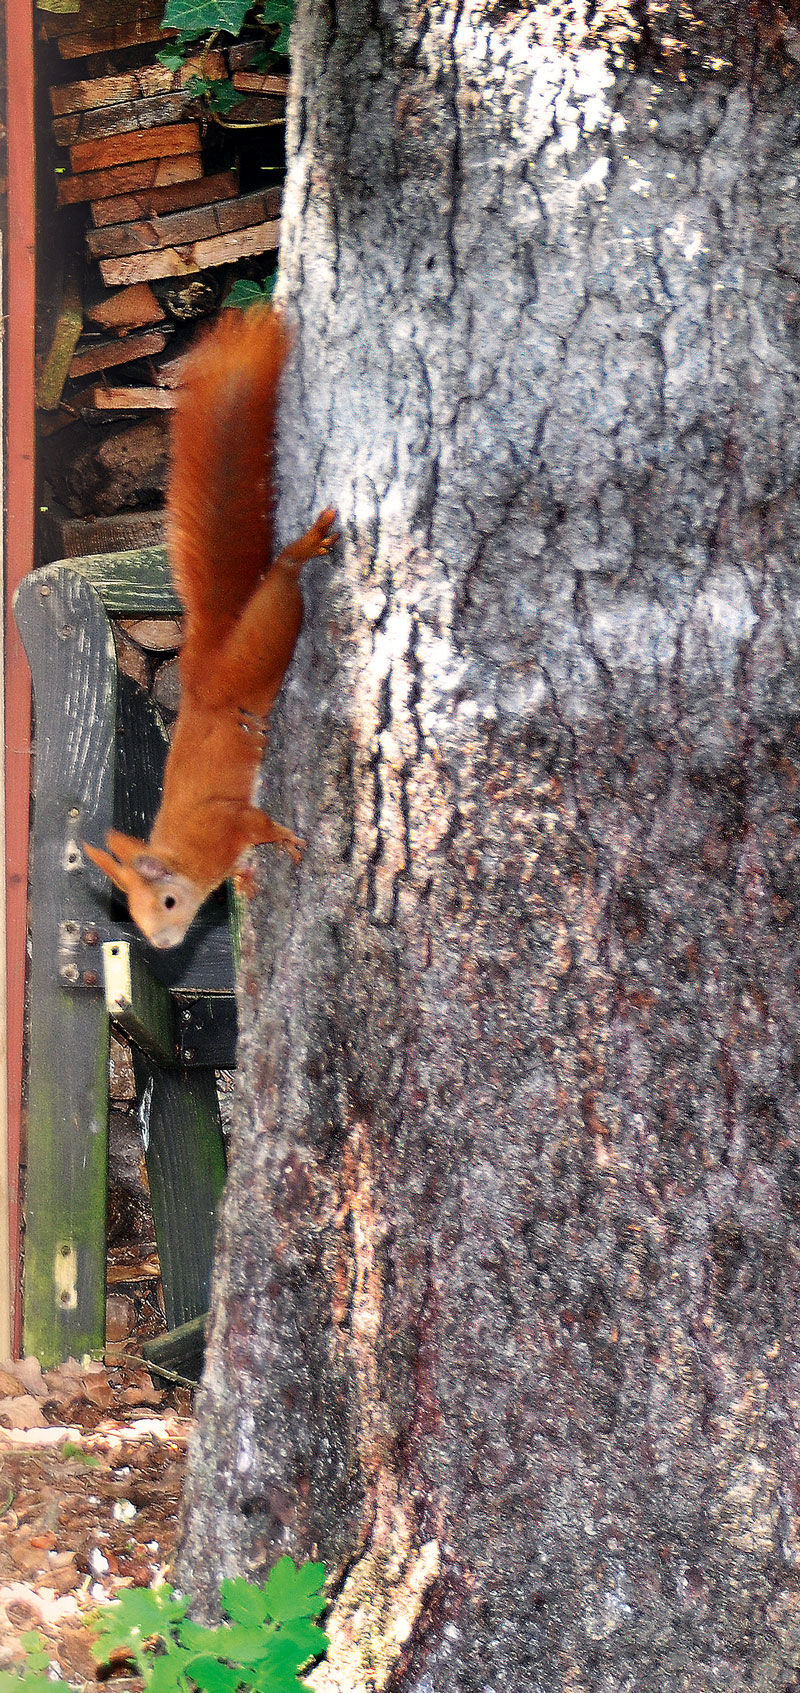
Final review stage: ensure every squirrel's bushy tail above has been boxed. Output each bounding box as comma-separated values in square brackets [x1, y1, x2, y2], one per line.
[167, 306, 292, 660]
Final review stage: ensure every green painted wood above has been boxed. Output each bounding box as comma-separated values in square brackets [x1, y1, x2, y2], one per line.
[14, 566, 117, 1364]
[143, 1311, 206, 1381]
[57, 546, 181, 615]
[131, 1051, 226, 1330]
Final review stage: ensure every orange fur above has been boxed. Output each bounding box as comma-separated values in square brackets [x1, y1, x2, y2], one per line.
[84, 307, 338, 948]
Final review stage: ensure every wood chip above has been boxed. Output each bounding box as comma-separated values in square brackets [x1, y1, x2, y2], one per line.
[99, 218, 281, 287]
[69, 120, 201, 176]
[57, 153, 202, 206]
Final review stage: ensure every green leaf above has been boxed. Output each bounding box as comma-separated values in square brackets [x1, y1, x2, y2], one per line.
[19, 1635, 50, 1676]
[184, 73, 212, 97]
[262, 1559, 326, 1625]
[148, 1647, 196, 1693]
[92, 1585, 188, 1659]
[207, 79, 245, 113]
[224, 278, 275, 309]
[61, 1440, 98, 1465]
[220, 1579, 269, 1627]
[157, 44, 187, 67]
[179, 1624, 274, 1664]
[162, 0, 253, 40]
[260, 0, 292, 53]
[185, 1657, 243, 1693]
[278, 1618, 329, 1662]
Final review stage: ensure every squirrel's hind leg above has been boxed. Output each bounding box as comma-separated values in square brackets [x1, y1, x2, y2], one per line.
[274, 507, 339, 574]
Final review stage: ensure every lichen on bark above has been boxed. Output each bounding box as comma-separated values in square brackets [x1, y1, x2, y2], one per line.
[179, 5, 800, 1688]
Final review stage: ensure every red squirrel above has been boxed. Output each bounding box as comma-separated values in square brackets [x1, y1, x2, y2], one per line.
[84, 307, 337, 949]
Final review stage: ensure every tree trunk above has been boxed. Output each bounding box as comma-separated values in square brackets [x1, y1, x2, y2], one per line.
[178, 5, 800, 1688]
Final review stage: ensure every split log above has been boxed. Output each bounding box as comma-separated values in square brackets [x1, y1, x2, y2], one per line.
[53, 92, 197, 148]
[216, 96, 285, 125]
[49, 53, 226, 115]
[57, 152, 202, 206]
[57, 510, 166, 557]
[90, 169, 239, 228]
[84, 281, 165, 332]
[69, 120, 201, 176]
[87, 186, 282, 259]
[98, 219, 281, 287]
[39, 0, 163, 36]
[55, 417, 169, 515]
[68, 327, 169, 378]
[119, 617, 183, 651]
[36, 265, 83, 411]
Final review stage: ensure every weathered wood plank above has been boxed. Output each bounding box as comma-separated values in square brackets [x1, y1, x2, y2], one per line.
[50, 53, 226, 115]
[90, 170, 239, 228]
[58, 17, 174, 59]
[89, 385, 176, 410]
[40, 0, 164, 37]
[87, 186, 281, 259]
[58, 153, 202, 206]
[70, 121, 201, 175]
[57, 511, 167, 558]
[231, 71, 289, 95]
[53, 92, 196, 148]
[13, 568, 117, 1363]
[58, 547, 178, 614]
[84, 281, 165, 332]
[143, 1312, 206, 1380]
[219, 96, 285, 125]
[131, 1052, 226, 1331]
[99, 219, 281, 287]
[69, 327, 169, 378]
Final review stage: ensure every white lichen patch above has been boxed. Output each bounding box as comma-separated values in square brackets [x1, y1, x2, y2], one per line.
[309, 1509, 440, 1693]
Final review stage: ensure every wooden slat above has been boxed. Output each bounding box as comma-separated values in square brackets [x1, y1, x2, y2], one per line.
[14, 567, 118, 1364]
[90, 170, 239, 229]
[53, 92, 196, 148]
[88, 186, 282, 259]
[50, 53, 226, 115]
[84, 281, 165, 332]
[231, 71, 289, 95]
[99, 218, 281, 287]
[89, 385, 176, 410]
[69, 327, 169, 378]
[58, 17, 174, 59]
[69, 121, 201, 175]
[58, 153, 202, 206]
[58, 546, 177, 614]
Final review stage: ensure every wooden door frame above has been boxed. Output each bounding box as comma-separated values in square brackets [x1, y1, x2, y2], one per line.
[4, 0, 37, 1356]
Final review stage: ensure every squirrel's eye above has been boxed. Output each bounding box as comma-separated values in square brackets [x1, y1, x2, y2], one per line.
[164, 894, 177, 910]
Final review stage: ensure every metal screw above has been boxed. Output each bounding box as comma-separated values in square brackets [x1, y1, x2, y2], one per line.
[83, 929, 99, 946]
[39, 585, 51, 598]
[82, 970, 98, 987]
[60, 963, 80, 984]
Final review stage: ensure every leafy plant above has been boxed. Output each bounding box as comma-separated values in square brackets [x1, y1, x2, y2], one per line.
[224, 276, 276, 308]
[159, 0, 293, 54]
[0, 1563, 328, 1693]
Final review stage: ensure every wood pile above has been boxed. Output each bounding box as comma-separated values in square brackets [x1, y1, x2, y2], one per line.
[37, 0, 289, 556]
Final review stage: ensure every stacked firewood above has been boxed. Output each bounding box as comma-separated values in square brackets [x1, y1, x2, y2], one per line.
[37, 0, 288, 557]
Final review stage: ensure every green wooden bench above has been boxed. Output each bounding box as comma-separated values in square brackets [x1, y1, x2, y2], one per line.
[14, 548, 238, 1372]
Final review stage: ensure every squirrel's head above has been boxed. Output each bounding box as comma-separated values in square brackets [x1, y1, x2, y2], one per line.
[83, 830, 205, 949]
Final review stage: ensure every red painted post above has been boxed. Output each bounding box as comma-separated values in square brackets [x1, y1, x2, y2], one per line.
[4, 0, 37, 1353]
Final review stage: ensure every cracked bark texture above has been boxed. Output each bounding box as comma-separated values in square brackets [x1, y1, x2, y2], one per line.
[178, 5, 800, 1689]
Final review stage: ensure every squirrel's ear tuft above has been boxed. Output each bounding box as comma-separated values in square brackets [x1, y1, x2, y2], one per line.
[83, 840, 132, 894]
[132, 853, 172, 884]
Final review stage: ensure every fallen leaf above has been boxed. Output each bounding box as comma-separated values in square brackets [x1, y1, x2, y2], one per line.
[0, 1397, 48, 1431]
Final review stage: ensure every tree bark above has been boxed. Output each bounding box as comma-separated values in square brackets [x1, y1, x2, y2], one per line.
[178, 5, 800, 1689]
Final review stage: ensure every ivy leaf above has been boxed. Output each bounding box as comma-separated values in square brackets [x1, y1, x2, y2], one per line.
[162, 0, 253, 40]
[157, 44, 187, 67]
[224, 278, 275, 309]
[206, 79, 245, 113]
[219, 1580, 269, 1627]
[260, 0, 292, 53]
[92, 1585, 188, 1659]
[262, 1559, 326, 1624]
